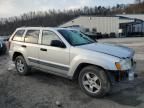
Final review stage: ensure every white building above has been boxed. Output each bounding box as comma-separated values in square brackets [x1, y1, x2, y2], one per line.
[59, 14, 144, 37]
[60, 16, 119, 34]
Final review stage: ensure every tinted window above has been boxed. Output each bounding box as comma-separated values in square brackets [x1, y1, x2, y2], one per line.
[12, 30, 25, 41]
[24, 30, 39, 44]
[42, 30, 61, 46]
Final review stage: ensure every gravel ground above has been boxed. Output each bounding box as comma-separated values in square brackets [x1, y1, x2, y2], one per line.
[0, 37, 144, 108]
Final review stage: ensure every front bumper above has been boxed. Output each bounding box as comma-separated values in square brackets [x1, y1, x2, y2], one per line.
[107, 61, 136, 83]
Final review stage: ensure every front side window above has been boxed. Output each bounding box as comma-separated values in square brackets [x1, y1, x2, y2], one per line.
[24, 30, 40, 44]
[58, 29, 94, 46]
[12, 30, 25, 41]
[42, 30, 61, 46]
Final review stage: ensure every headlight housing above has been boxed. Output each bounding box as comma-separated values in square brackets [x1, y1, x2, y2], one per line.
[115, 59, 132, 70]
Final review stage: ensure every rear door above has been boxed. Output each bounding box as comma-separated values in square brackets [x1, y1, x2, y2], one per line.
[23, 29, 40, 67]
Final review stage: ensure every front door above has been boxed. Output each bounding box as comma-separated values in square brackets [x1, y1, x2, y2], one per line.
[39, 30, 70, 75]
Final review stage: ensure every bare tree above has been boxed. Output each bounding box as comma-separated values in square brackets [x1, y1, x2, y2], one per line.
[135, 0, 141, 4]
[0, 0, 144, 36]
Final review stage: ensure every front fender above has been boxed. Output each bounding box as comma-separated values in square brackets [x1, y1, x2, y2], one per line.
[68, 55, 119, 77]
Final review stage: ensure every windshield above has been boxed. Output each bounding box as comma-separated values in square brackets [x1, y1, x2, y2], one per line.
[58, 29, 95, 46]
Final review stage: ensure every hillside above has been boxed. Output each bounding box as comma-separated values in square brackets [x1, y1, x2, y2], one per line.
[0, 1, 144, 36]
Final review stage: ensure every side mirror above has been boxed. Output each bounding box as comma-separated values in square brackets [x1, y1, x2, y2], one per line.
[51, 40, 66, 48]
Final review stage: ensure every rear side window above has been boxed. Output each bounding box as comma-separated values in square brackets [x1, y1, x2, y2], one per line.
[12, 30, 25, 41]
[24, 30, 40, 44]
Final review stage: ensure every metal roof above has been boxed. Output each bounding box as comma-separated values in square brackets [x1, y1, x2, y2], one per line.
[116, 14, 144, 21]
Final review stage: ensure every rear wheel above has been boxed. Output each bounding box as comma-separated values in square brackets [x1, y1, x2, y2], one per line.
[15, 56, 30, 75]
[78, 66, 111, 98]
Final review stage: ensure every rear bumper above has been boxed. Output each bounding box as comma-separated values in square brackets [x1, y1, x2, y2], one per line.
[107, 61, 136, 83]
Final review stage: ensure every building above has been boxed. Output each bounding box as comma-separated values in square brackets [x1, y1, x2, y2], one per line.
[117, 14, 144, 21]
[117, 14, 144, 36]
[59, 14, 144, 38]
[59, 16, 121, 37]
[60, 16, 120, 36]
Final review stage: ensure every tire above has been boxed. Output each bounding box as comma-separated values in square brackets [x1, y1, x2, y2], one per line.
[15, 56, 30, 75]
[78, 66, 111, 98]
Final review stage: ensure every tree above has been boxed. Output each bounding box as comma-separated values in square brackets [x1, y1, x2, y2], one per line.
[135, 0, 140, 3]
[0, 0, 144, 36]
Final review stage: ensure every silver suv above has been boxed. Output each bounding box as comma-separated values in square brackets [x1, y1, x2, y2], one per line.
[9, 27, 136, 97]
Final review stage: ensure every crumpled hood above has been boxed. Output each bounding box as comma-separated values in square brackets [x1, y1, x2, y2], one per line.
[77, 43, 134, 58]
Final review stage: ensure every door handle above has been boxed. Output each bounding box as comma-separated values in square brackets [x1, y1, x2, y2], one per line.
[40, 48, 47, 51]
[21, 45, 27, 48]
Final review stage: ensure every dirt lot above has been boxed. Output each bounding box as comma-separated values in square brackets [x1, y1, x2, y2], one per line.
[0, 37, 144, 108]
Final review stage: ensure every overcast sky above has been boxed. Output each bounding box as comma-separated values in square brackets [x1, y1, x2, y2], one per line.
[0, 0, 134, 18]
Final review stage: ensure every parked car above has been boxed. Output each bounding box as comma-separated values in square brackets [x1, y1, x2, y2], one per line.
[0, 40, 7, 55]
[9, 27, 136, 97]
[0, 36, 9, 41]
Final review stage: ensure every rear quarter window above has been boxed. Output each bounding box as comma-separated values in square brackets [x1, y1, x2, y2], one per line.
[12, 30, 25, 41]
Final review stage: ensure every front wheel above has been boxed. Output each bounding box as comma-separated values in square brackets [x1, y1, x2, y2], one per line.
[15, 56, 30, 75]
[78, 66, 111, 98]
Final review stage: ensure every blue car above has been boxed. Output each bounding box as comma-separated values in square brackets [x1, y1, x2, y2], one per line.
[0, 40, 7, 55]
